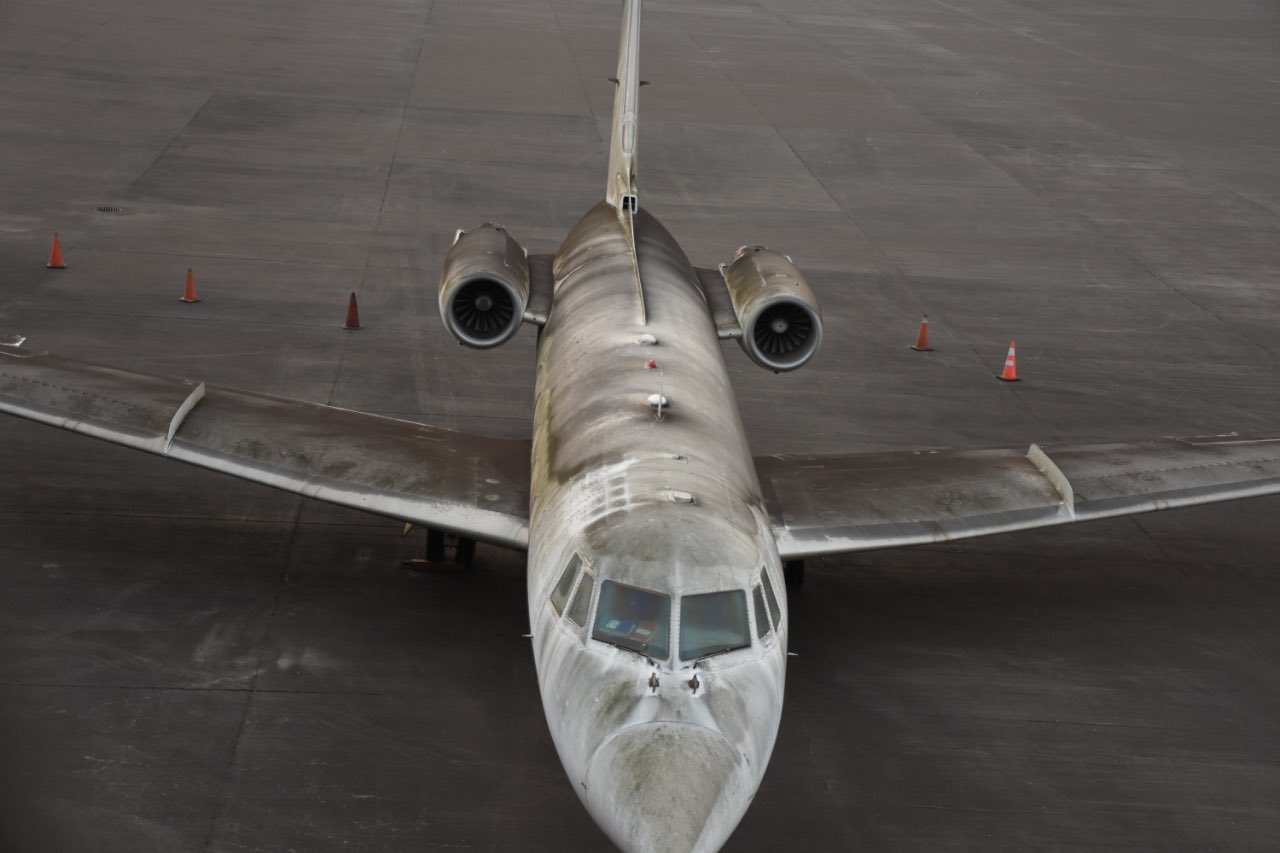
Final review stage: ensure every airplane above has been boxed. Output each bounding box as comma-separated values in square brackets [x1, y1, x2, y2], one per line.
[3, 1, 1280, 850]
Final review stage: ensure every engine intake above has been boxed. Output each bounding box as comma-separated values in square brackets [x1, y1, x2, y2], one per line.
[722, 245, 822, 372]
[439, 223, 530, 348]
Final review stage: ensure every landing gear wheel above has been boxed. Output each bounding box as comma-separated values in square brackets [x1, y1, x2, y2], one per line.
[784, 559, 805, 588]
[425, 529, 446, 563]
[405, 529, 476, 570]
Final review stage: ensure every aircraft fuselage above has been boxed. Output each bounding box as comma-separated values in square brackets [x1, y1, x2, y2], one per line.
[527, 202, 789, 852]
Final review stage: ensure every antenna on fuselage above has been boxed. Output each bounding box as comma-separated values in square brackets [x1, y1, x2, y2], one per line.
[606, 0, 641, 216]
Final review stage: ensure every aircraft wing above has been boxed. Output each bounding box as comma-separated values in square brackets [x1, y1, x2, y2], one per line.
[757, 435, 1280, 560]
[0, 343, 530, 548]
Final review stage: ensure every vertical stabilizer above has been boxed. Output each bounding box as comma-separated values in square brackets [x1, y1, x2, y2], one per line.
[606, 0, 641, 213]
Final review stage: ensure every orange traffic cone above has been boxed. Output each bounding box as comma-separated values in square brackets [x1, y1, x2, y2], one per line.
[910, 315, 933, 351]
[343, 292, 361, 330]
[46, 232, 67, 269]
[996, 341, 1020, 382]
[180, 268, 200, 303]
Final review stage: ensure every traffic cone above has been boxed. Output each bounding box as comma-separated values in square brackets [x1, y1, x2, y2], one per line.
[343, 292, 361, 330]
[910, 315, 933, 351]
[46, 233, 67, 269]
[180, 268, 200, 303]
[996, 341, 1020, 382]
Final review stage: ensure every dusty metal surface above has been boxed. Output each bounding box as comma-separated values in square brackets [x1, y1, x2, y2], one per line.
[0, 344, 531, 547]
[759, 435, 1280, 558]
[529, 200, 785, 850]
[438, 223, 531, 348]
[720, 245, 823, 372]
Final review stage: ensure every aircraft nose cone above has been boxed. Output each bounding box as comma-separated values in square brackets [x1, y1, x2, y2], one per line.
[584, 721, 752, 853]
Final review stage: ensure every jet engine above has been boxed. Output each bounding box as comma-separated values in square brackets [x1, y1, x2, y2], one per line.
[438, 223, 530, 348]
[722, 245, 823, 372]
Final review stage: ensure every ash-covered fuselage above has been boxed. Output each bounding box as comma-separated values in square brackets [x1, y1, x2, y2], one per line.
[527, 202, 789, 852]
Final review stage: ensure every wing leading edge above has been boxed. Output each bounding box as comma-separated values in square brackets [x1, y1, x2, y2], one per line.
[758, 435, 1280, 560]
[0, 343, 530, 548]
[10, 344, 1278, 561]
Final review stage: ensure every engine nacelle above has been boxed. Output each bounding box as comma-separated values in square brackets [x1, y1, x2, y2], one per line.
[722, 245, 823, 372]
[439, 223, 530, 348]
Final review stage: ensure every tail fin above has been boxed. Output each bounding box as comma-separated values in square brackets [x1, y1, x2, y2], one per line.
[606, 0, 641, 213]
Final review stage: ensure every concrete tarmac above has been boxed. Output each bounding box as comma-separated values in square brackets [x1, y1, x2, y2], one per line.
[2, 0, 1279, 850]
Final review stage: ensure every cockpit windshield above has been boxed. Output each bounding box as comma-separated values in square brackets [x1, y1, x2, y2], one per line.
[761, 570, 782, 627]
[550, 555, 581, 616]
[753, 585, 771, 639]
[593, 581, 671, 659]
[566, 571, 594, 627]
[679, 590, 750, 660]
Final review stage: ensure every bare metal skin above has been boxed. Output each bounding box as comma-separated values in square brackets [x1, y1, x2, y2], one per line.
[529, 202, 787, 850]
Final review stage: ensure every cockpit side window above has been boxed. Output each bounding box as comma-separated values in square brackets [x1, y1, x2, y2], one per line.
[680, 590, 751, 661]
[761, 569, 782, 628]
[592, 581, 671, 659]
[550, 554, 582, 616]
[566, 571, 595, 627]
[753, 584, 772, 639]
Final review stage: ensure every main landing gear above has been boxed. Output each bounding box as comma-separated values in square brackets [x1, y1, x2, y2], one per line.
[783, 559, 805, 588]
[403, 527, 476, 570]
